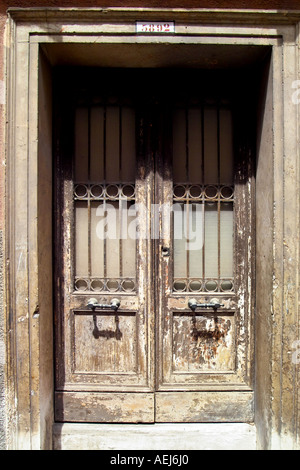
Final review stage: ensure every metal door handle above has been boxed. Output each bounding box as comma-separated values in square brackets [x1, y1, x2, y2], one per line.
[87, 298, 121, 311]
[188, 298, 224, 311]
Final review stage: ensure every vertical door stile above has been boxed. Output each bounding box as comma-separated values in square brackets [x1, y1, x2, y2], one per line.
[232, 98, 256, 386]
[201, 104, 206, 285]
[156, 102, 173, 390]
[136, 105, 155, 395]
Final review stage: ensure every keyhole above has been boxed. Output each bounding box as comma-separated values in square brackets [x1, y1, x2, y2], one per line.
[162, 246, 170, 257]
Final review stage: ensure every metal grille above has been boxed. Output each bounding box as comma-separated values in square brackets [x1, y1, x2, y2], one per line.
[73, 104, 136, 293]
[172, 105, 234, 293]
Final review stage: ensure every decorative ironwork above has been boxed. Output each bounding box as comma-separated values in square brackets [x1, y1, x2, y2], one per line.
[74, 183, 135, 201]
[173, 184, 234, 202]
[173, 278, 234, 293]
[75, 277, 136, 293]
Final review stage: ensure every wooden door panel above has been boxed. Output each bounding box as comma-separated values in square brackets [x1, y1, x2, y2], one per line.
[72, 311, 137, 374]
[172, 312, 235, 373]
[59, 303, 152, 391]
[155, 391, 254, 423]
[158, 297, 250, 389]
[55, 392, 155, 423]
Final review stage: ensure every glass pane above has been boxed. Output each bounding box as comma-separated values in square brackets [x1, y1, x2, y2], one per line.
[91, 201, 104, 278]
[188, 203, 203, 278]
[122, 201, 136, 278]
[121, 107, 136, 182]
[220, 203, 233, 278]
[90, 197, 137, 282]
[75, 201, 88, 277]
[188, 108, 202, 184]
[105, 200, 120, 278]
[220, 109, 233, 185]
[204, 202, 218, 278]
[73, 102, 137, 292]
[172, 103, 234, 293]
[173, 109, 186, 183]
[106, 107, 120, 182]
[173, 203, 187, 278]
[75, 107, 89, 181]
[90, 107, 104, 182]
[204, 108, 218, 184]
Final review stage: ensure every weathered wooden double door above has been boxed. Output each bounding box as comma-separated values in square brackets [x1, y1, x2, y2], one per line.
[54, 69, 255, 423]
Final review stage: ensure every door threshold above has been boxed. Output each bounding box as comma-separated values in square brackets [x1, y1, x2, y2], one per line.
[53, 422, 256, 450]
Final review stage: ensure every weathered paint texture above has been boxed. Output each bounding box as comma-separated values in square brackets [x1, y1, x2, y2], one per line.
[0, 231, 5, 450]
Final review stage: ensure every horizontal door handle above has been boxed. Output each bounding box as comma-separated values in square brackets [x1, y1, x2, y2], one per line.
[87, 298, 121, 311]
[188, 298, 224, 311]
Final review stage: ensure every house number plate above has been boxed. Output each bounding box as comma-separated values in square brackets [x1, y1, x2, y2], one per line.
[136, 22, 175, 33]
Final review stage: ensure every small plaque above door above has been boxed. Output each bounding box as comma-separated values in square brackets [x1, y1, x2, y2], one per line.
[136, 22, 175, 34]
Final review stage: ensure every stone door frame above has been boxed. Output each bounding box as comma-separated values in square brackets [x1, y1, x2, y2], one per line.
[4, 7, 300, 449]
